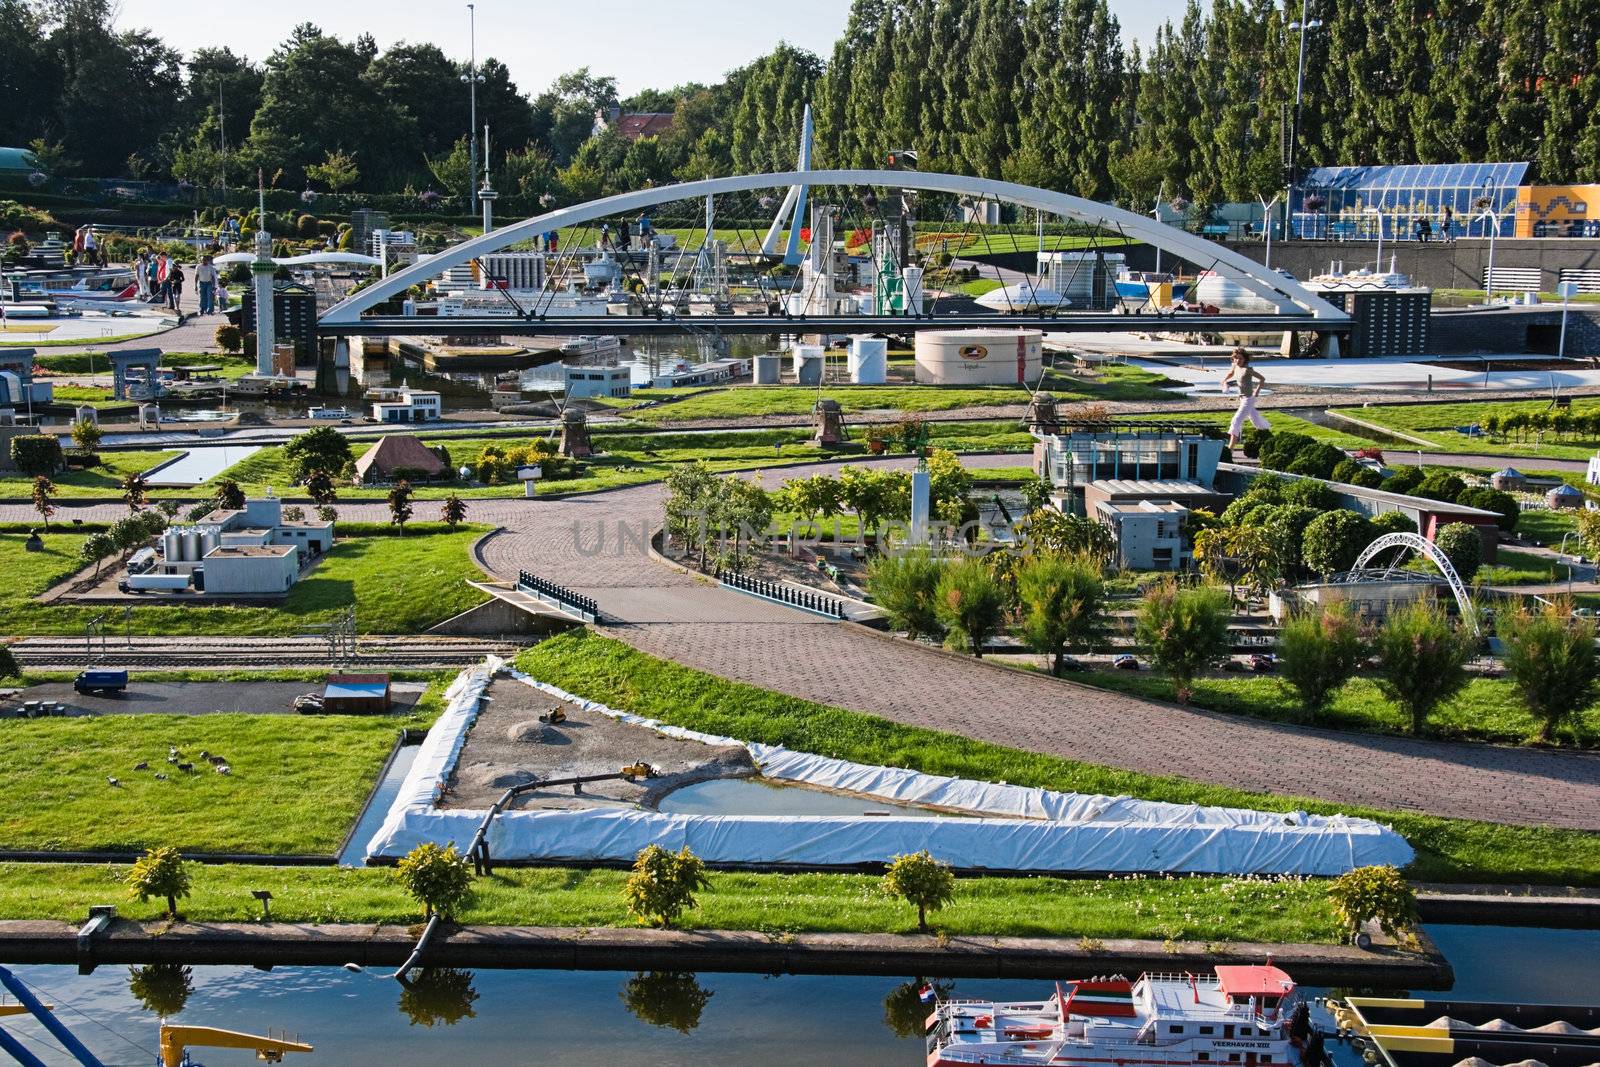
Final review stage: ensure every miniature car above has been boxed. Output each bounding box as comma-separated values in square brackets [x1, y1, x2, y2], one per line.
[1111, 654, 1140, 671]
[1248, 653, 1277, 672]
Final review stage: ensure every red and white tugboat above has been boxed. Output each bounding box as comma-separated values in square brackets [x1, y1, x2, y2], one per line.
[927, 966, 1304, 1067]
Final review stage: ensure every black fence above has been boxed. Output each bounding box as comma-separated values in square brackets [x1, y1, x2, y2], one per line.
[517, 571, 598, 621]
[716, 569, 846, 619]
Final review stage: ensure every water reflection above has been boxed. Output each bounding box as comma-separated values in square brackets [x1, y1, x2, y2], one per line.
[619, 971, 714, 1033]
[126, 963, 192, 1017]
[882, 979, 951, 1038]
[395, 968, 480, 1028]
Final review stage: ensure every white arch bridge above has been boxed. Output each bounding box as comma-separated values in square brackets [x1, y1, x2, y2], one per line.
[1335, 532, 1480, 636]
[318, 169, 1350, 337]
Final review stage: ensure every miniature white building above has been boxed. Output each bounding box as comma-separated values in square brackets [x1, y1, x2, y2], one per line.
[372, 390, 442, 423]
[130, 495, 334, 595]
[563, 363, 632, 400]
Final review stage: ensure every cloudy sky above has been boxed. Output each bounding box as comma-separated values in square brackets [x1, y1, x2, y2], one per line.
[115, 0, 1202, 97]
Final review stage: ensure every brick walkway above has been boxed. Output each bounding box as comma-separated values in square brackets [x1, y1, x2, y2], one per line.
[7, 455, 1600, 830]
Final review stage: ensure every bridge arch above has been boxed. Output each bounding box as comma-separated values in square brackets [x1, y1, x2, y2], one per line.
[1342, 531, 1479, 635]
[320, 169, 1349, 325]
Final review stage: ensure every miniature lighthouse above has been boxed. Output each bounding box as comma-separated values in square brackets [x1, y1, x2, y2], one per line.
[251, 183, 277, 377]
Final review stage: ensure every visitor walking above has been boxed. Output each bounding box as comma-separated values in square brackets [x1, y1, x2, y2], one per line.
[618, 219, 631, 251]
[1442, 204, 1455, 242]
[146, 254, 161, 302]
[82, 225, 99, 265]
[166, 261, 185, 315]
[1221, 347, 1268, 447]
[195, 254, 217, 315]
[134, 252, 151, 299]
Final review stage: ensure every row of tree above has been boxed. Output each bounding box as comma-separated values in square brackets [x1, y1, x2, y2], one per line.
[6, 0, 1595, 202]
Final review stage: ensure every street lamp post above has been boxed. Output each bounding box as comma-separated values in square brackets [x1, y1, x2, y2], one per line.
[1364, 206, 1384, 271]
[1285, 1, 1323, 240]
[1475, 208, 1500, 305]
[461, 3, 486, 213]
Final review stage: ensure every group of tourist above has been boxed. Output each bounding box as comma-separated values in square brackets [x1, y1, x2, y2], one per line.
[130, 250, 220, 319]
[69, 224, 103, 266]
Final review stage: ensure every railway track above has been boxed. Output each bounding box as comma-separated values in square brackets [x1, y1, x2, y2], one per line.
[9, 637, 521, 671]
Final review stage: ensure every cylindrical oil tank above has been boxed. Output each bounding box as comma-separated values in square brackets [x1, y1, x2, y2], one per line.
[201, 528, 221, 556]
[180, 529, 199, 562]
[848, 338, 888, 384]
[163, 530, 181, 561]
[1190, 270, 1284, 313]
[792, 344, 824, 386]
[753, 353, 782, 385]
[914, 329, 1042, 385]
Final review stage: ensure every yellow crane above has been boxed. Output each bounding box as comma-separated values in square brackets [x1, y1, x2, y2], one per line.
[158, 1024, 312, 1067]
[0, 998, 52, 1018]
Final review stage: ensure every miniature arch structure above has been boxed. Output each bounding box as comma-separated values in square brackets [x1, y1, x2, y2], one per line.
[319, 169, 1350, 325]
[1343, 531, 1479, 635]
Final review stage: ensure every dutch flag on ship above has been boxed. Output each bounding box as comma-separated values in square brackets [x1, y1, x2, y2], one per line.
[918, 985, 936, 1004]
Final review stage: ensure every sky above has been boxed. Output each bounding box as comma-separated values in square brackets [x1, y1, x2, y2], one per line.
[114, 0, 1203, 98]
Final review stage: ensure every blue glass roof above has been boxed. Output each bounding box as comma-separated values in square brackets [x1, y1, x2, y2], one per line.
[1301, 162, 1529, 190]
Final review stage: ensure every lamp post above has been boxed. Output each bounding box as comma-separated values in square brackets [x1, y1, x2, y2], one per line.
[461, 3, 486, 213]
[1285, 1, 1323, 239]
[1364, 206, 1384, 271]
[1475, 208, 1500, 305]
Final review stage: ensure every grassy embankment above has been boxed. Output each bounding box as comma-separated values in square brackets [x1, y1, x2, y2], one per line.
[1330, 399, 1600, 462]
[0, 449, 180, 498]
[511, 631, 1600, 886]
[1077, 672, 1597, 749]
[0, 523, 489, 636]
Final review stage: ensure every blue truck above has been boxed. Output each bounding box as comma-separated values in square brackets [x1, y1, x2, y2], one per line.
[74, 668, 128, 694]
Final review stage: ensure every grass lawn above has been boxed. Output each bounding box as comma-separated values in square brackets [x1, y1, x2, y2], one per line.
[0, 714, 407, 854]
[0, 524, 489, 636]
[0, 331, 159, 348]
[0, 450, 180, 500]
[33, 352, 253, 379]
[0, 861, 1341, 941]
[514, 631, 1600, 886]
[1331, 399, 1600, 461]
[954, 278, 1004, 297]
[1474, 547, 1568, 585]
[1078, 671, 1597, 749]
[1517, 508, 1578, 546]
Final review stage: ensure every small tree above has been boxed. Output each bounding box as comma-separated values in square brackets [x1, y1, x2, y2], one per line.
[213, 478, 246, 512]
[284, 426, 354, 482]
[71, 418, 102, 452]
[393, 842, 473, 920]
[1326, 865, 1418, 944]
[440, 493, 468, 530]
[1374, 604, 1474, 735]
[1276, 605, 1368, 717]
[1301, 509, 1376, 578]
[1016, 553, 1104, 676]
[1134, 581, 1232, 704]
[882, 850, 956, 933]
[81, 531, 115, 578]
[127, 963, 193, 1018]
[0, 643, 20, 682]
[214, 323, 243, 353]
[306, 148, 361, 191]
[304, 467, 338, 510]
[1432, 523, 1482, 582]
[388, 480, 415, 535]
[1499, 600, 1600, 742]
[866, 549, 946, 640]
[125, 846, 191, 919]
[933, 557, 1007, 657]
[624, 844, 711, 928]
[31, 475, 56, 530]
[121, 472, 148, 512]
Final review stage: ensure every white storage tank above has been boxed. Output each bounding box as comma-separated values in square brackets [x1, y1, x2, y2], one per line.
[792, 344, 824, 386]
[201, 528, 221, 556]
[163, 530, 181, 561]
[181, 529, 199, 562]
[1191, 270, 1284, 313]
[753, 354, 783, 385]
[848, 338, 888, 384]
[914, 329, 1042, 385]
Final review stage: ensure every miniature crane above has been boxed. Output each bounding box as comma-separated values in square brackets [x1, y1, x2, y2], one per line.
[159, 1024, 312, 1067]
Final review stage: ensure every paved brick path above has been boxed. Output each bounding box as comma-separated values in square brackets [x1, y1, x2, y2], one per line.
[8, 455, 1600, 830]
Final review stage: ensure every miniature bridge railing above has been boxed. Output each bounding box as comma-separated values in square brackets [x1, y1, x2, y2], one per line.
[516, 571, 598, 622]
[716, 568, 846, 619]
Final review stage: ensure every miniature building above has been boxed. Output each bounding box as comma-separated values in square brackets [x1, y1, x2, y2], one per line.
[563, 363, 631, 400]
[130, 495, 333, 595]
[559, 407, 593, 458]
[105, 349, 162, 401]
[1085, 480, 1229, 571]
[813, 398, 846, 447]
[352, 434, 448, 485]
[371, 390, 442, 423]
[1304, 285, 1431, 358]
[238, 281, 318, 363]
[1495, 467, 1530, 492]
[915, 329, 1043, 385]
[1547, 483, 1585, 509]
[322, 673, 391, 714]
[0, 349, 52, 409]
[1035, 425, 1226, 515]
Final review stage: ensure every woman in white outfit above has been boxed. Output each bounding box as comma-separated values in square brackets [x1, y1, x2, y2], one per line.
[1221, 347, 1268, 446]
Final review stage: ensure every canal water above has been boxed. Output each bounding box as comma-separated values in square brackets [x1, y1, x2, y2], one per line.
[0, 926, 1592, 1065]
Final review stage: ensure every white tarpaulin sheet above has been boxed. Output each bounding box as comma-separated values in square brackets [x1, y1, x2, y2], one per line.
[362, 664, 1413, 875]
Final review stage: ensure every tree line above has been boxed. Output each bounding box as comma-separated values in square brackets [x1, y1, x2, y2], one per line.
[4, 0, 1596, 207]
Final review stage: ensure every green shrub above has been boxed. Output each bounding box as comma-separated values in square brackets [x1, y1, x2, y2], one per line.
[125, 846, 191, 919]
[214, 323, 243, 353]
[393, 842, 473, 920]
[624, 844, 710, 928]
[1277, 605, 1368, 717]
[1456, 487, 1520, 533]
[0, 643, 20, 682]
[1433, 522, 1482, 581]
[1016, 553, 1104, 675]
[1301, 510, 1376, 577]
[9, 434, 62, 477]
[1257, 431, 1314, 471]
[1134, 581, 1232, 703]
[1285, 442, 1346, 479]
[1327, 865, 1418, 942]
[1371, 510, 1417, 535]
[1374, 604, 1475, 735]
[1499, 600, 1600, 742]
[882, 850, 956, 932]
[1383, 466, 1425, 495]
[933, 557, 1007, 657]
[1414, 470, 1467, 503]
[867, 550, 946, 640]
[1282, 479, 1336, 511]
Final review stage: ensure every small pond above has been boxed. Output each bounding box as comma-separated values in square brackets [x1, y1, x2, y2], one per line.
[656, 776, 960, 818]
[142, 444, 261, 486]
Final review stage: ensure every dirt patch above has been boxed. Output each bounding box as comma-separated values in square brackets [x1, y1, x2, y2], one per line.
[439, 678, 755, 811]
